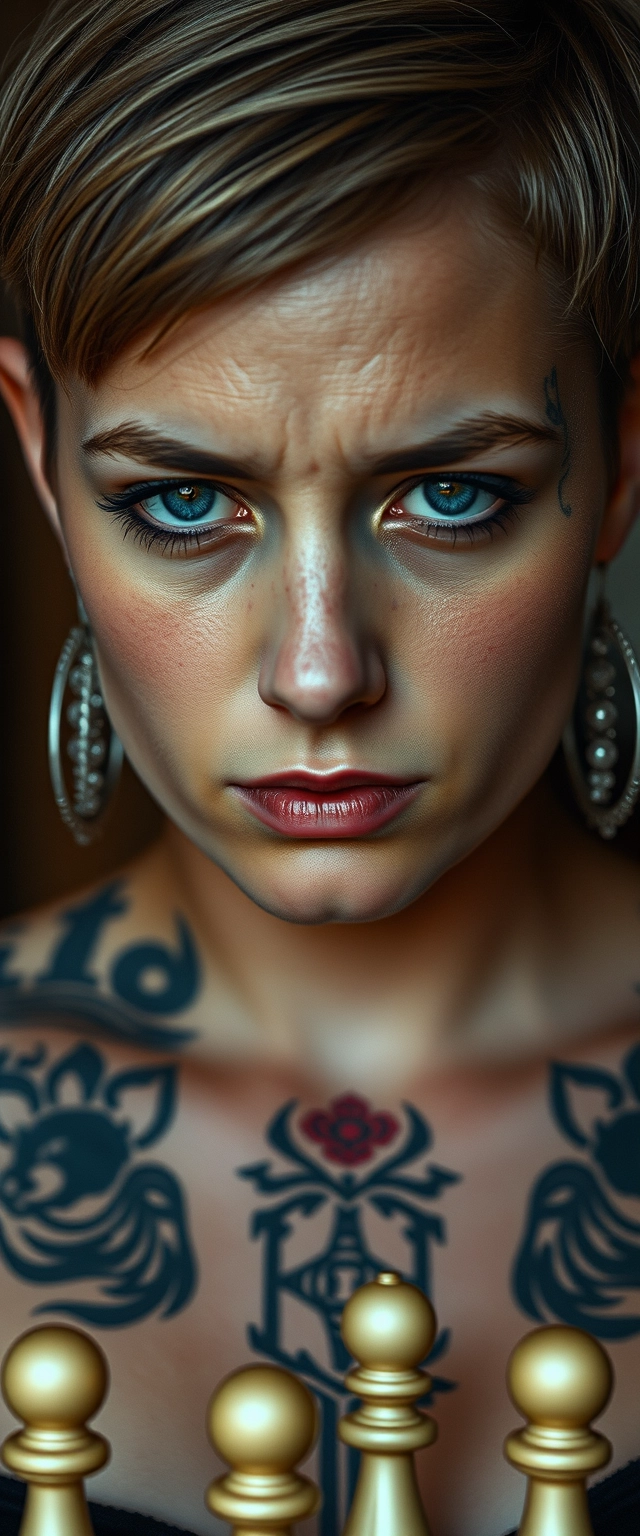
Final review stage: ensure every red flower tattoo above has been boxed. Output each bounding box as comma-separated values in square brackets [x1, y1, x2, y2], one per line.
[300, 1093, 399, 1166]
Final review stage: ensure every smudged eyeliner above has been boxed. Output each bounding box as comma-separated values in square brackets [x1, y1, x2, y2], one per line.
[96, 471, 536, 556]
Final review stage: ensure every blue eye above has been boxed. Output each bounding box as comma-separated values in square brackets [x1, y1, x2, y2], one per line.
[139, 484, 239, 526]
[401, 479, 500, 522]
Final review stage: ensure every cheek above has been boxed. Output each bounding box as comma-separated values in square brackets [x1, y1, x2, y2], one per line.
[85, 584, 249, 760]
[402, 557, 586, 784]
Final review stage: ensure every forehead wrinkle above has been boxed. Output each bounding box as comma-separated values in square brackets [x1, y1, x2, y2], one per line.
[75, 194, 572, 489]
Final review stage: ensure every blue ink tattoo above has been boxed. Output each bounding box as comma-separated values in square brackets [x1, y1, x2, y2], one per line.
[0, 881, 199, 1050]
[238, 1094, 461, 1536]
[513, 1042, 640, 1338]
[38, 883, 129, 986]
[0, 1041, 196, 1326]
[544, 366, 572, 517]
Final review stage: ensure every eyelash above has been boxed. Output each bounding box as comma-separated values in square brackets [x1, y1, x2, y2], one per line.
[382, 474, 535, 544]
[97, 473, 534, 555]
[96, 480, 252, 555]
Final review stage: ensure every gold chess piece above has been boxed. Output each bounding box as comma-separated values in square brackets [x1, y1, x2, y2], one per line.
[1, 1323, 110, 1536]
[504, 1324, 613, 1536]
[339, 1270, 438, 1536]
[206, 1362, 321, 1534]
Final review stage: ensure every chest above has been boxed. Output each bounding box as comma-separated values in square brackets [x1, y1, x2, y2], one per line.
[0, 1033, 638, 1536]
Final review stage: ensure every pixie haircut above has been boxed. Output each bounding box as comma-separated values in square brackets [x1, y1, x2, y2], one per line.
[1, 0, 640, 403]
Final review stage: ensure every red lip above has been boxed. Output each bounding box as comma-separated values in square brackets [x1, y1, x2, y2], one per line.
[231, 772, 422, 838]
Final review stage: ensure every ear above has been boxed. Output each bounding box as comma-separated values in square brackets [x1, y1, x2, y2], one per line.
[0, 337, 66, 548]
[595, 357, 640, 564]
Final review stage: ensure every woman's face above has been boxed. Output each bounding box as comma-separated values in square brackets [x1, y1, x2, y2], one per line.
[50, 189, 610, 921]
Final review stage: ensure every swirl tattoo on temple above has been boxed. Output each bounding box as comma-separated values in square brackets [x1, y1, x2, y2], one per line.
[544, 366, 572, 518]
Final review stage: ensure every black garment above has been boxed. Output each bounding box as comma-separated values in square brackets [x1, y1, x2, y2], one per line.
[589, 1459, 640, 1536]
[0, 1476, 190, 1536]
[503, 1458, 640, 1536]
[0, 1461, 638, 1536]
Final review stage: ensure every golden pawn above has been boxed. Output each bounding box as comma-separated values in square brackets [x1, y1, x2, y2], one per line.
[206, 1363, 321, 1534]
[338, 1271, 438, 1536]
[504, 1324, 613, 1536]
[1, 1323, 110, 1536]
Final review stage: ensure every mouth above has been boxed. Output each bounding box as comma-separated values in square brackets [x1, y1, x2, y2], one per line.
[230, 771, 423, 839]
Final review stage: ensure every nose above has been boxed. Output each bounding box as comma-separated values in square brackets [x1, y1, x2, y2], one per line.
[258, 521, 386, 724]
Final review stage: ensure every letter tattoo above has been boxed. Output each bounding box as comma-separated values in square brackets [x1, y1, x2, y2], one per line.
[0, 881, 200, 1050]
[544, 366, 572, 517]
[239, 1095, 461, 1536]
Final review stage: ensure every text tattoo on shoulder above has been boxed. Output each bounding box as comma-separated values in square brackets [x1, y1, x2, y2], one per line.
[0, 880, 200, 1049]
[0, 1041, 197, 1326]
[513, 1041, 640, 1338]
[238, 1094, 461, 1536]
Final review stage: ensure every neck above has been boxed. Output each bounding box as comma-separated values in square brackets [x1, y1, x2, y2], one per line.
[157, 780, 617, 1089]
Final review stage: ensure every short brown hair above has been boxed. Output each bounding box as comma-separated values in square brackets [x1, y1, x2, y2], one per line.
[2, 0, 640, 390]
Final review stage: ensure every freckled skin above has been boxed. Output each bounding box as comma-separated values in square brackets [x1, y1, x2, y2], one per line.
[34, 190, 612, 924]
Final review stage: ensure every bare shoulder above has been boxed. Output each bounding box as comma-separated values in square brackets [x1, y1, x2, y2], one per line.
[0, 840, 202, 1053]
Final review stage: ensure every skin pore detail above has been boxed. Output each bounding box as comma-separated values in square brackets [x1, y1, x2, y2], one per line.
[2, 180, 640, 1536]
[3, 0, 640, 1515]
[47, 195, 609, 930]
[544, 364, 573, 517]
[2, 185, 640, 1080]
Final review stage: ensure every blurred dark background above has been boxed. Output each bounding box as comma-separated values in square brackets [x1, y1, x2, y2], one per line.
[0, 0, 162, 920]
[2, 0, 640, 924]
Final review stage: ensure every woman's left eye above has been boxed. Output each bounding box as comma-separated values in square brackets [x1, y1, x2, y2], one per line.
[139, 484, 240, 525]
[393, 478, 502, 523]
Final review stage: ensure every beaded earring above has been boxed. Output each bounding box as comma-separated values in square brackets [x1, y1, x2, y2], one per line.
[48, 597, 123, 845]
[563, 578, 640, 839]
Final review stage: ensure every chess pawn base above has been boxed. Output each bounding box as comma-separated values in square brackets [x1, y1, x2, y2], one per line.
[512, 1479, 601, 1536]
[340, 1444, 435, 1536]
[341, 1389, 436, 1536]
[3, 1479, 99, 1536]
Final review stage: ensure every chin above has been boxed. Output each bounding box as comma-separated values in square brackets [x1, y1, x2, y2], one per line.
[220, 846, 436, 925]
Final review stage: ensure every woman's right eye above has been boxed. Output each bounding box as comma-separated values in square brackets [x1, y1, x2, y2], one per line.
[139, 484, 241, 526]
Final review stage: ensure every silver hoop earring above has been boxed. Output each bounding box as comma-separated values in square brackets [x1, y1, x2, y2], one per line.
[48, 600, 123, 845]
[563, 583, 640, 840]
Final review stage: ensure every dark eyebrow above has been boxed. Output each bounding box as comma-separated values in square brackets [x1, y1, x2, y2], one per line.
[81, 424, 265, 479]
[82, 411, 559, 482]
[371, 413, 559, 474]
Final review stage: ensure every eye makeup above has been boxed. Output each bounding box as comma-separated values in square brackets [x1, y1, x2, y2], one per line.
[95, 469, 535, 557]
[381, 471, 535, 544]
[96, 479, 255, 554]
